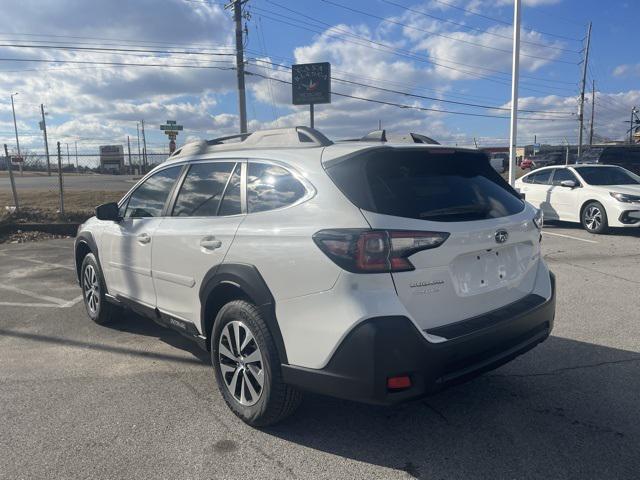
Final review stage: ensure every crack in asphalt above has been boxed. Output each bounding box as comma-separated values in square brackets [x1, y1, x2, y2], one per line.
[489, 357, 640, 378]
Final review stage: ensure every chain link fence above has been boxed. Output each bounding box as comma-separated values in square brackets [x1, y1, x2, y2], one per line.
[1, 145, 169, 223]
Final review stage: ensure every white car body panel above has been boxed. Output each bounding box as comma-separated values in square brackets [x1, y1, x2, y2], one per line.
[77, 137, 554, 372]
[516, 165, 640, 228]
[101, 217, 163, 307]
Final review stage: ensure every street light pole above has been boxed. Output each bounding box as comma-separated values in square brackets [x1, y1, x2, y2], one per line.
[10, 93, 23, 176]
[508, 0, 521, 187]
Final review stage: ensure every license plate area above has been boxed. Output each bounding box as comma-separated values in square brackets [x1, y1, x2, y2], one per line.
[449, 243, 534, 296]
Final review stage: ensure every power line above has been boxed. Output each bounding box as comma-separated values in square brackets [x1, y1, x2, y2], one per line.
[0, 31, 236, 51]
[0, 57, 236, 69]
[427, 0, 582, 41]
[0, 43, 236, 57]
[247, 59, 574, 115]
[318, 0, 578, 64]
[379, 0, 581, 54]
[251, 6, 577, 94]
[245, 69, 574, 121]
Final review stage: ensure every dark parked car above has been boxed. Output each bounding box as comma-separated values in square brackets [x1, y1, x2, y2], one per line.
[577, 146, 640, 175]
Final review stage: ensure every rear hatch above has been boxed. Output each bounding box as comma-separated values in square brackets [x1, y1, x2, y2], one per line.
[324, 146, 541, 332]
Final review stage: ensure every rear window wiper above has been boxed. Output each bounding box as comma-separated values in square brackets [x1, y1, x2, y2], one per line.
[418, 204, 490, 219]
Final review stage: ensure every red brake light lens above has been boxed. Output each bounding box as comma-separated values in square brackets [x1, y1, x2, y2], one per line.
[313, 229, 449, 273]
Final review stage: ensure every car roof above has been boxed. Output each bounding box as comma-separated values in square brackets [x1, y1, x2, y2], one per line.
[163, 126, 479, 169]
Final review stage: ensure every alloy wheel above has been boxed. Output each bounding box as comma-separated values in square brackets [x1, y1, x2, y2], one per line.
[584, 206, 602, 231]
[83, 264, 100, 316]
[218, 320, 265, 406]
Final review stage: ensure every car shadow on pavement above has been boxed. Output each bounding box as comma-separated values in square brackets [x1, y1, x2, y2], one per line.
[107, 309, 210, 364]
[265, 336, 640, 479]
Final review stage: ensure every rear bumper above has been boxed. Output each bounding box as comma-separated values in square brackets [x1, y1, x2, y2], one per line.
[282, 272, 556, 405]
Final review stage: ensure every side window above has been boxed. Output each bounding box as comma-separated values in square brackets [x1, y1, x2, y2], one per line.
[172, 162, 235, 217]
[124, 166, 182, 218]
[247, 163, 307, 213]
[218, 163, 242, 216]
[522, 173, 533, 184]
[532, 169, 552, 185]
[552, 169, 578, 185]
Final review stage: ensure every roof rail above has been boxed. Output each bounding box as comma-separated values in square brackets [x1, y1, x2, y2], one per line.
[170, 126, 333, 158]
[340, 129, 440, 145]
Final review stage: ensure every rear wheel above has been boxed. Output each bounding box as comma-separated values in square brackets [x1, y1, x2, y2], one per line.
[581, 201, 608, 234]
[81, 253, 116, 324]
[211, 300, 301, 426]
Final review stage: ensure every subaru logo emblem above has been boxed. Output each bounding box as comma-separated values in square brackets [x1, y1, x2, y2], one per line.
[495, 230, 509, 243]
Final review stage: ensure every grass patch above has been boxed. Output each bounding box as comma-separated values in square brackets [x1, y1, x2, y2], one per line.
[0, 189, 125, 223]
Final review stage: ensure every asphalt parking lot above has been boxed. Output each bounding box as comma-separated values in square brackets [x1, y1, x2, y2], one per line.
[1, 224, 639, 480]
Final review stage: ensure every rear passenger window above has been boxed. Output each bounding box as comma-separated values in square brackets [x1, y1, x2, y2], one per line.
[172, 162, 235, 217]
[247, 163, 307, 213]
[530, 170, 553, 185]
[552, 169, 578, 185]
[218, 163, 242, 216]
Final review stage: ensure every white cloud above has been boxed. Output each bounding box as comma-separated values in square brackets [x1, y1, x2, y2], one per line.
[613, 64, 640, 78]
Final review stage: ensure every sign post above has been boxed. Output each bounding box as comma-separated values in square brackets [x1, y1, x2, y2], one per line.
[292, 62, 331, 129]
[160, 120, 183, 154]
[3, 144, 19, 212]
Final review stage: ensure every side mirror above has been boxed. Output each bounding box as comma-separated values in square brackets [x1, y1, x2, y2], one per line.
[96, 202, 120, 221]
[560, 180, 577, 188]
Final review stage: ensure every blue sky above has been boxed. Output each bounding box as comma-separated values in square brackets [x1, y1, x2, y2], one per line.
[0, 0, 638, 156]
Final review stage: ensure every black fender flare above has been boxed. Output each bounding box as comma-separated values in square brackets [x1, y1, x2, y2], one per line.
[74, 231, 101, 282]
[199, 263, 288, 364]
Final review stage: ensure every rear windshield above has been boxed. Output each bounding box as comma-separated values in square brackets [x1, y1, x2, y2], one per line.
[326, 148, 524, 222]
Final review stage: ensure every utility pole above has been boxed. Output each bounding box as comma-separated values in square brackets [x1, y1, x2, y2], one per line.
[40, 104, 51, 176]
[56, 142, 64, 215]
[228, 0, 248, 134]
[127, 136, 132, 174]
[75, 141, 79, 173]
[577, 21, 592, 158]
[4, 144, 19, 212]
[630, 107, 638, 144]
[141, 119, 148, 171]
[589, 80, 595, 146]
[66, 143, 70, 168]
[136, 122, 142, 173]
[507, 0, 521, 187]
[10, 92, 23, 176]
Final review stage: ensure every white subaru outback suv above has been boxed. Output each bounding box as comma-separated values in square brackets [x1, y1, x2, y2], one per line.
[75, 127, 555, 426]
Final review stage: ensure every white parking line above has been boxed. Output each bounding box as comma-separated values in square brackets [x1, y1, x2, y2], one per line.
[542, 231, 599, 244]
[0, 295, 82, 309]
[0, 283, 81, 307]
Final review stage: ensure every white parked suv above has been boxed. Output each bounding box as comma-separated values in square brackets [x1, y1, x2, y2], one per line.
[515, 164, 640, 234]
[75, 127, 556, 426]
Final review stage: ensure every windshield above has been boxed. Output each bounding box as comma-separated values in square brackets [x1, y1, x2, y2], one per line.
[575, 166, 640, 185]
[326, 149, 524, 222]
[578, 148, 603, 163]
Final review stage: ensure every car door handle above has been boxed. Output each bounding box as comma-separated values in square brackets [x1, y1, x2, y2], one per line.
[137, 233, 151, 244]
[200, 237, 222, 250]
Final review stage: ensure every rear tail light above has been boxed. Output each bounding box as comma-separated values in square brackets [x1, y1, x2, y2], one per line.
[313, 229, 449, 273]
[387, 375, 412, 390]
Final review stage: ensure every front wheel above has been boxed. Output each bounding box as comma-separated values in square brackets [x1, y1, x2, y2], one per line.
[81, 253, 116, 325]
[581, 201, 608, 234]
[211, 300, 301, 426]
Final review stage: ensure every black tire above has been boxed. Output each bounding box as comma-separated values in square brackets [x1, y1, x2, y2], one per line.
[211, 300, 301, 427]
[80, 253, 116, 325]
[581, 201, 608, 234]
